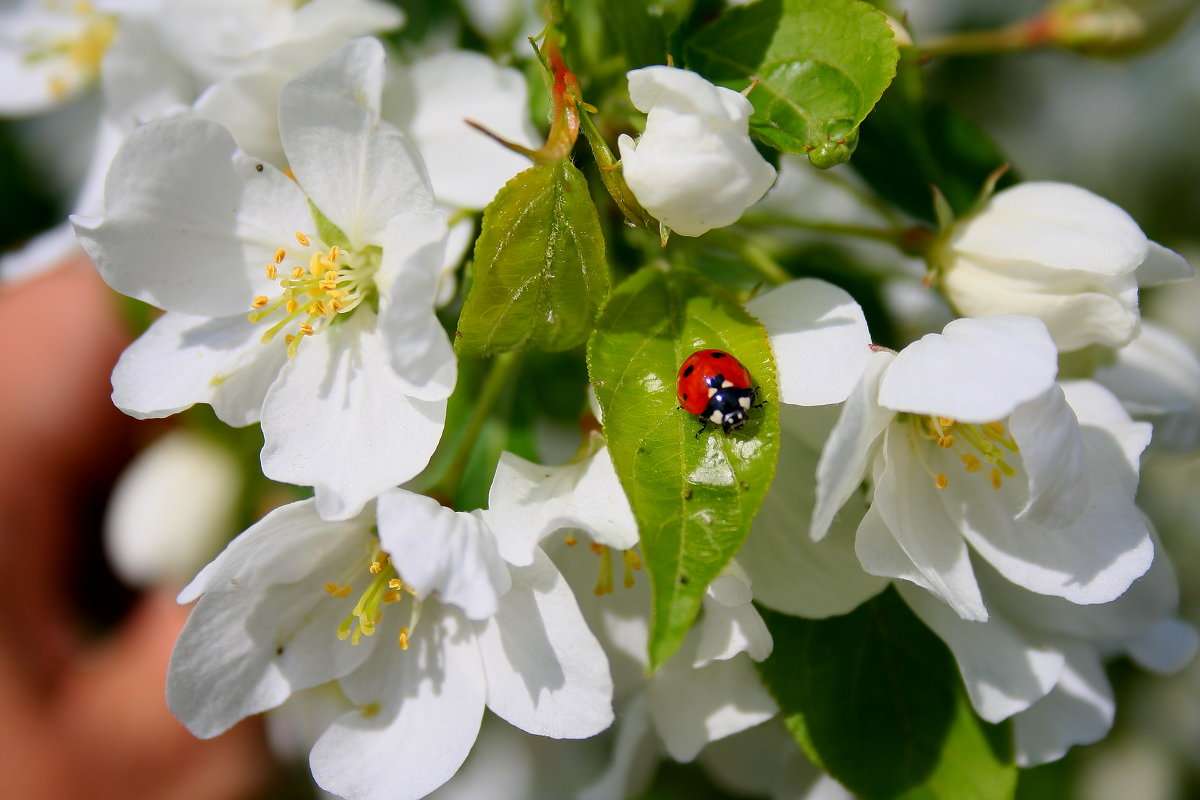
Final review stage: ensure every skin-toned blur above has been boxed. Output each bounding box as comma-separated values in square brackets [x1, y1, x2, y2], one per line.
[0, 255, 271, 800]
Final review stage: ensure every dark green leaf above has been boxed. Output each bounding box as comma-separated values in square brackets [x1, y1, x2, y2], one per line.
[588, 267, 780, 670]
[851, 55, 1016, 222]
[602, 0, 667, 68]
[684, 0, 899, 167]
[758, 591, 1017, 800]
[457, 161, 609, 355]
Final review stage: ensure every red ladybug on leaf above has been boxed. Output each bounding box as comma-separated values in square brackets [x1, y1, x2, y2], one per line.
[676, 349, 763, 436]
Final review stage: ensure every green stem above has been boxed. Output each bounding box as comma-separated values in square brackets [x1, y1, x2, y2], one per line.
[427, 351, 523, 506]
[743, 214, 907, 245]
[918, 20, 1048, 59]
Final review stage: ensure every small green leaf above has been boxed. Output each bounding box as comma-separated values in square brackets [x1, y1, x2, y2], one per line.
[851, 55, 1017, 223]
[684, 0, 899, 167]
[309, 201, 350, 250]
[588, 267, 780, 670]
[758, 591, 1017, 800]
[456, 161, 609, 355]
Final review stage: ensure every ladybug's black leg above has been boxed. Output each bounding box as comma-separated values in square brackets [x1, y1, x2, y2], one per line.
[695, 418, 709, 439]
[751, 386, 766, 409]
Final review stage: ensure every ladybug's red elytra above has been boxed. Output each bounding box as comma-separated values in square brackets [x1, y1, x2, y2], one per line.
[676, 349, 762, 435]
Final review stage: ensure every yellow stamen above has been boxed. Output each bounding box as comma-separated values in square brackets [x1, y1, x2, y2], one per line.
[990, 468, 1003, 490]
[594, 545, 613, 595]
[329, 246, 340, 262]
[962, 454, 982, 473]
[398, 627, 410, 650]
[564, 535, 577, 546]
[295, 232, 310, 247]
[622, 549, 642, 588]
[938, 434, 954, 448]
[274, 248, 286, 264]
[290, 266, 304, 279]
[265, 263, 278, 280]
[935, 473, 949, 489]
[251, 295, 268, 309]
[369, 560, 383, 574]
[298, 323, 314, 336]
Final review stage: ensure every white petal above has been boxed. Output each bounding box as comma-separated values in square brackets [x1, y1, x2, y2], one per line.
[951, 182, 1148, 276]
[280, 38, 433, 245]
[1012, 643, 1113, 767]
[72, 117, 310, 316]
[1137, 240, 1194, 286]
[312, 606, 486, 800]
[746, 278, 873, 407]
[694, 586, 773, 666]
[1128, 619, 1199, 675]
[111, 311, 285, 426]
[899, 584, 1064, 723]
[647, 644, 779, 763]
[955, 442, 1153, 604]
[1010, 385, 1089, 529]
[378, 210, 456, 400]
[627, 66, 751, 122]
[879, 316, 1058, 422]
[745, 405, 887, 618]
[376, 490, 510, 621]
[391, 50, 540, 210]
[811, 350, 895, 541]
[477, 549, 614, 738]
[259, 310, 446, 521]
[577, 693, 660, 800]
[863, 427, 988, 621]
[1091, 324, 1200, 452]
[486, 448, 638, 567]
[178, 498, 369, 603]
[1061, 380, 1151, 493]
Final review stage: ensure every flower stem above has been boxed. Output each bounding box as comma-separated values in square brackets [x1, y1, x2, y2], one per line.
[743, 214, 907, 245]
[918, 17, 1053, 59]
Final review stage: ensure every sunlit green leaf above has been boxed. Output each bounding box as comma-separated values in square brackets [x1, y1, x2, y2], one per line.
[588, 267, 780, 670]
[684, 0, 899, 167]
[457, 161, 609, 355]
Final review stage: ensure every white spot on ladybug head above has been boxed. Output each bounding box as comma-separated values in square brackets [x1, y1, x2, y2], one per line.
[738, 396, 751, 409]
[709, 410, 724, 424]
[707, 387, 717, 399]
[721, 380, 733, 388]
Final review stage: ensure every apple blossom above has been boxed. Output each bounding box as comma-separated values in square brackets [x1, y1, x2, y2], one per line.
[813, 316, 1154, 620]
[73, 39, 456, 520]
[168, 490, 613, 800]
[616, 66, 776, 237]
[935, 181, 1192, 351]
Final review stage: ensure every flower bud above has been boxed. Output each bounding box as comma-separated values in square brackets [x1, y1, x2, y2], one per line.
[936, 181, 1192, 352]
[1044, 0, 1199, 56]
[617, 66, 777, 237]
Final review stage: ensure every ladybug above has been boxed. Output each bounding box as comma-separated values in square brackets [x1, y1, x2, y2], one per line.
[677, 349, 762, 436]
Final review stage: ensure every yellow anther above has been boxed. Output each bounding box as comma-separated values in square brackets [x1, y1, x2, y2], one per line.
[284, 334, 296, 345]
[285, 299, 298, 314]
[251, 295, 268, 309]
[329, 246, 340, 262]
[990, 468, 1003, 490]
[325, 583, 352, 598]
[299, 323, 314, 336]
[935, 473, 949, 490]
[938, 417, 955, 429]
[962, 454, 982, 473]
[274, 248, 286, 264]
[594, 548, 614, 596]
[369, 560, 383, 574]
[984, 422, 1006, 438]
[398, 627, 410, 650]
[291, 266, 304, 279]
[295, 232, 310, 247]
[564, 535, 578, 546]
[590, 541, 605, 555]
[388, 578, 403, 590]
[622, 550, 642, 588]
[382, 590, 401, 604]
[264, 263, 277, 280]
[938, 435, 954, 448]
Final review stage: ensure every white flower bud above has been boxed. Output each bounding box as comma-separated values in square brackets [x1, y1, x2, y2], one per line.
[938, 181, 1192, 352]
[617, 66, 777, 237]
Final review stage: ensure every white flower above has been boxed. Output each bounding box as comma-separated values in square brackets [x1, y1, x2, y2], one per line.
[813, 316, 1154, 621]
[168, 489, 613, 800]
[616, 66, 776, 237]
[899, 536, 1197, 766]
[385, 49, 540, 211]
[937, 181, 1192, 352]
[104, 429, 240, 588]
[73, 39, 455, 520]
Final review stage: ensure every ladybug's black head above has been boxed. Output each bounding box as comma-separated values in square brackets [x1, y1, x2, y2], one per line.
[705, 386, 755, 433]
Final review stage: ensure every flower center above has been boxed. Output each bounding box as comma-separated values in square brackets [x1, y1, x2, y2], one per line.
[903, 414, 1020, 491]
[567, 537, 642, 596]
[248, 231, 381, 357]
[23, 1, 116, 100]
[324, 546, 421, 650]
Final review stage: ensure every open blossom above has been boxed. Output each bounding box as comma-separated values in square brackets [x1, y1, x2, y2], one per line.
[936, 181, 1192, 351]
[813, 316, 1154, 621]
[73, 39, 455, 520]
[168, 489, 613, 800]
[617, 66, 776, 237]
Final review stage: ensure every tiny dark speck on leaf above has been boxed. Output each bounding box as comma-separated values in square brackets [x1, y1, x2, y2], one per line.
[739, 481, 749, 490]
[275, 645, 284, 656]
[679, 574, 689, 585]
[683, 488, 693, 500]
[255, 163, 264, 172]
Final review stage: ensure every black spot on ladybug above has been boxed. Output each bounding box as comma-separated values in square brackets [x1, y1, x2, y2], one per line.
[681, 392, 688, 402]
[255, 163, 264, 172]
[682, 364, 694, 378]
[679, 574, 689, 585]
[710, 351, 726, 358]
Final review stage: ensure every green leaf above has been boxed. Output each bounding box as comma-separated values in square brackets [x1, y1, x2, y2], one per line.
[588, 267, 780, 670]
[309, 200, 350, 250]
[456, 161, 609, 355]
[601, 0, 667, 69]
[850, 54, 1017, 223]
[683, 0, 899, 167]
[758, 591, 1017, 800]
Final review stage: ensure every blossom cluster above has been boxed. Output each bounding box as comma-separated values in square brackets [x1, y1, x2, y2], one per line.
[3, 1, 1198, 799]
